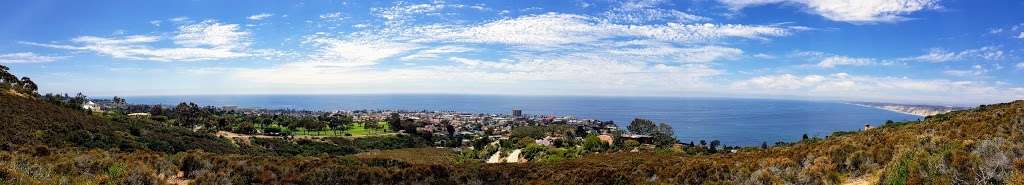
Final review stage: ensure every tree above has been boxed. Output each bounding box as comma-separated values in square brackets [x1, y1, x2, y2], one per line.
[582, 134, 608, 152]
[444, 121, 456, 139]
[387, 113, 403, 132]
[709, 140, 721, 151]
[761, 142, 769, 149]
[627, 118, 657, 135]
[802, 134, 809, 141]
[19, 77, 37, 95]
[174, 102, 195, 128]
[236, 122, 256, 134]
[0, 64, 17, 87]
[112, 96, 126, 110]
[652, 123, 678, 147]
[364, 119, 379, 135]
[324, 114, 353, 136]
[150, 105, 164, 116]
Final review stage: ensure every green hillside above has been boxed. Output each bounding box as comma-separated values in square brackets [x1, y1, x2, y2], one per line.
[0, 93, 238, 154]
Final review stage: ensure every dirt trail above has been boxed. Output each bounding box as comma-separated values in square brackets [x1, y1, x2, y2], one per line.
[842, 171, 880, 185]
[159, 171, 192, 185]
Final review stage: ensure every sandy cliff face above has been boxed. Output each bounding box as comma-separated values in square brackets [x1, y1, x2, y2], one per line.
[878, 105, 958, 116]
[849, 102, 966, 117]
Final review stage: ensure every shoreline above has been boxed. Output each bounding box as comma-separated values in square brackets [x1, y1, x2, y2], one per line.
[844, 102, 962, 117]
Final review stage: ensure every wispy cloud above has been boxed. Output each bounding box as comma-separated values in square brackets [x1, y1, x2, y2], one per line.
[23, 20, 263, 62]
[0, 52, 67, 64]
[411, 13, 791, 48]
[247, 13, 273, 21]
[943, 65, 988, 77]
[399, 45, 474, 61]
[303, 36, 419, 67]
[817, 56, 876, 68]
[903, 46, 1005, 63]
[718, 0, 941, 23]
[603, 0, 709, 24]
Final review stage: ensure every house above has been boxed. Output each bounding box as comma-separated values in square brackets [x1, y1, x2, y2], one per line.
[534, 136, 561, 147]
[863, 124, 874, 131]
[535, 138, 552, 147]
[620, 134, 654, 144]
[598, 134, 614, 145]
[81, 101, 102, 112]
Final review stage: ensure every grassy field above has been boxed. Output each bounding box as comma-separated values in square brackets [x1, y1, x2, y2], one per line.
[263, 122, 391, 137]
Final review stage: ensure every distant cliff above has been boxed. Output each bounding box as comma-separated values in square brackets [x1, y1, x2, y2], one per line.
[849, 102, 967, 116]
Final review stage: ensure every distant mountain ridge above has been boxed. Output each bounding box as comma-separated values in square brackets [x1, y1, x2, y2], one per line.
[848, 101, 968, 116]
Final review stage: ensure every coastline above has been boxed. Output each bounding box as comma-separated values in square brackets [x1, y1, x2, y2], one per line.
[844, 102, 961, 117]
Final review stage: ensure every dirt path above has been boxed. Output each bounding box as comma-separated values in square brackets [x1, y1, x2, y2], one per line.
[159, 171, 192, 185]
[842, 171, 880, 185]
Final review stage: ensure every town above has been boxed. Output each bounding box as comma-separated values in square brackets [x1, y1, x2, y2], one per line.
[71, 96, 745, 163]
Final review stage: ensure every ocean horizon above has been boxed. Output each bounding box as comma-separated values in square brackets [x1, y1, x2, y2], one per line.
[125, 94, 921, 146]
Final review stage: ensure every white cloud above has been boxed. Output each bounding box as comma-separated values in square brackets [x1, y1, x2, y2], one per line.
[0, 52, 67, 64]
[399, 45, 473, 61]
[943, 65, 988, 77]
[303, 36, 418, 67]
[247, 13, 273, 21]
[905, 46, 1005, 63]
[719, 0, 940, 23]
[320, 12, 344, 20]
[174, 20, 251, 49]
[418, 13, 790, 47]
[169, 16, 191, 23]
[817, 56, 875, 68]
[228, 55, 723, 95]
[373, 1, 452, 25]
[1017, 32, 1024, 39]
[988, 28, 1003, 34]
[603, 0, 709, 24]
[732, 73, 1024, 104]
[1016, 62, 1024, 70]
[607, 44, 744, 63]
[24, 20, 260, 62]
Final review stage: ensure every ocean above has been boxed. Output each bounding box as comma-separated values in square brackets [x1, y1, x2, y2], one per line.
[126, 94, 921, 146]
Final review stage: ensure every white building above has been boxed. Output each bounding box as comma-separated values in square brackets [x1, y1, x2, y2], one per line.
[81, 101, 102, 112]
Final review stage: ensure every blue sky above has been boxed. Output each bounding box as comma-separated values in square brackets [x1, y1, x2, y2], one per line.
[1, 0, 1023, 105]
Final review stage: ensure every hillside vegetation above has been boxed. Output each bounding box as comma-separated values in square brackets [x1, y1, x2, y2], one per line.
[0, 93, 238, 154]
[3, 92, 1024, 184]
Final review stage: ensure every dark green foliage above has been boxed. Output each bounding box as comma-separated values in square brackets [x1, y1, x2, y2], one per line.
[0, 93, 237, 153]
[243, 138, 359, 156]
[326, 134, 431, 151]
[627, 118, 656, 135]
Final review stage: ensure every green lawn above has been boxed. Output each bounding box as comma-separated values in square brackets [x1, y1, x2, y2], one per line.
[261, 122, 391, 137]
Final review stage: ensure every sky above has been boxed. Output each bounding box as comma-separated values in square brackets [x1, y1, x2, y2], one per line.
[1, 0, 1023, 105]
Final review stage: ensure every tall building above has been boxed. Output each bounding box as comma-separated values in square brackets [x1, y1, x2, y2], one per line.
[512, 109, 522, 118]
